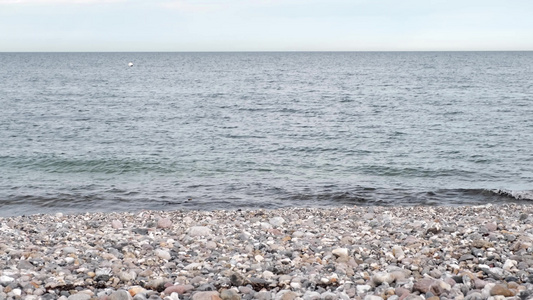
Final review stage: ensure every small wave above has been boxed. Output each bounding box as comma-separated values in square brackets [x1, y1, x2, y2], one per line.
[5, 156, 175, 174]
[491, 189, 533, 201]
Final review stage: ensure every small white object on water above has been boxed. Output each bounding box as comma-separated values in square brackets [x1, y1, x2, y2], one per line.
[128, 62, 134, 67]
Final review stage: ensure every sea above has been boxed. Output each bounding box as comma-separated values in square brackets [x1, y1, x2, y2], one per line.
[1, 52, 532, 217]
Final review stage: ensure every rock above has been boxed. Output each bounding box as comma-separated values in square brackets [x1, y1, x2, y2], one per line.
[474, 279, 487, 289]
[429, 280, 451, 296]
[502, 259, 517, 271]
[112, 220, 123, 229]
[192, 291, 220, 300]
[485, 222, 497, 231]
[67, 294, 91, 300]
[157, 218, 173, 229]
[238, 287, 253, 295]
[0, 276, 14, 285]
[332, 248, 349, 258]
[372, 272, 394, 285]
[392, 246, 405, 260]
[255, 291, 272, 300]
[320, 291, 338, 300]
[129, 287, 147, 297]
[164, 285, 194, 295]
[428, 269, 442, 279]
[464, 292, 483, 300]
[198, 284, 217, 291]
[146, 278, 170, 291]
[490, 284, 515, 297]
[363, 296, 382, 300]
[155, 249, 172, 260]
[109, 290, 133, 300]
[269, 217, 285, 227]
[458, 254, 475, 262]
[356, 285, 371, 294]
[206, 241, 217, 249]
[275, 290, 297, 300]
[188, 226, 212, 237]
[17, 260, 35, 270]
[220, 289, 240, 300]
[165, 293, 181, 300]
[230, 273, 247, 286]
[413, 279, 435, 294]
[302, 291, 321, 300]
[119, 270, 137, 282]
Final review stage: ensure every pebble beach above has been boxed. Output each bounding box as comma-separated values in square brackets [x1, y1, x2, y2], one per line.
[1, 204, 533, 300]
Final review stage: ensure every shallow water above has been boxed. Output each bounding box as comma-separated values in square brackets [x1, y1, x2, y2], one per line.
[1, 52, 532, 216]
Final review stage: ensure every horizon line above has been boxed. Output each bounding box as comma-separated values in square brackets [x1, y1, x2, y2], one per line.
[1, 50, 533, 53]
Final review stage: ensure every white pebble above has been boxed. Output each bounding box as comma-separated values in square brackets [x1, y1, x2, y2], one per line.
[155, 249, 171, 260]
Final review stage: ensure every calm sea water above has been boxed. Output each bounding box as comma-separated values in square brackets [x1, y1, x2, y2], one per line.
[1, 52, 532, 216]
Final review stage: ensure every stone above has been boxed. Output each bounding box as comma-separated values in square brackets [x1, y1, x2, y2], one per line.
[220, 289, 241, 300]
[332, 248, 349, 259]
[269, 217, 285, 227]
[458, 254, 475, 262]
[129, 286, 147, 297]
[198, 284, 217, 292]
[157, 218, 173, 229]
[320, 291, 338, 300]
[464, 292, 483, 300]
[392, 246, 405, 260]
[164, 285, 194, 295]
[356, 285, 371, 294]
[192, 291, 220, 300]
[363, 296, 382, 300]
[275, 290, 297, 300]
[155, 249, 172, 260]
[17, 260, 35, 270]
[254, 291, 272, 300]
[485, 222, 497, 231]
[429, 280, 450, 296]
[188, 226, 212, 237]
[302, 291, 321, 300]
[502, 259, 517, 271]
[230, 273, 247, 286]
[0, 276, 14, 285]
[372, 272, 394, 285]
[413, 279, 435, 294]
[108, 290, 133, 300]
[67, 294, 91, 300]
[490, 284, 515, 297]
[112, 220, 123, 229]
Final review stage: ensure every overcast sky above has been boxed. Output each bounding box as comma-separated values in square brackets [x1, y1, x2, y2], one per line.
[1, 0, 532, 52]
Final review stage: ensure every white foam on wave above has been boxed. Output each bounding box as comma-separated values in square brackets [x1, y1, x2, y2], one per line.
[493, 189, 533, 201]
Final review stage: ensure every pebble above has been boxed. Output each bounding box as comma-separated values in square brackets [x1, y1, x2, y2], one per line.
[269, 217, 285, 227]
[112, 219, 124, 229]
[68, 294, 91, 300]
[157, 218, 173, 229]
[192, 291, 220, 300]
[220, 289, 240, 300]
[0, 204, 532, 300]
[155, 249, 172, 260]
[188, 226, 212, 237]
[109, 290, 134, 300]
